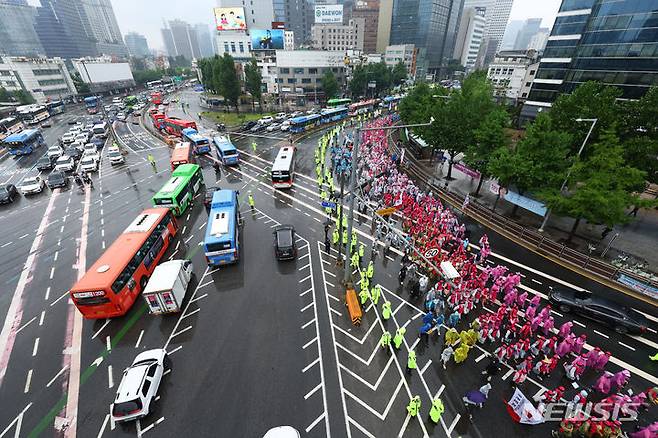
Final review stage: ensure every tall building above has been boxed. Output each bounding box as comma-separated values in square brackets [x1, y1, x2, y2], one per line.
[194, 24, 215, 58]
[352, 0, 380, 54]
[162, 20, 201, 60]
[522, 0, 658, 123]
[34, 0, 98, 59]
[124, 32, 150, 57]
[0, 56, 77, 103]
[376, 0, 393, 53]
[217, 0, 274, 29]
[389, 0, 465, 74]
[463, 0, 513, 67]
[0, 0, 43, 56]
[453, 6, 485, 70]
[312, 18, 365, 52]
[513, 18, 541, 50]
[79, 0, 127, 56]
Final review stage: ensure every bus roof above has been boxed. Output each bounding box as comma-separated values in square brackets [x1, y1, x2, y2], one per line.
[70, 208, 169, 291]
[272, 146, 295, 172]
[213, 136, 236, 152]
[3, 129, 39, 142]
[290, 114, 321, 124]
[172, 163, 200, 177]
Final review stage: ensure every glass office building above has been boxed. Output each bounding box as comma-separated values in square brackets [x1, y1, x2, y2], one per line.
[522, 0, 658, 122]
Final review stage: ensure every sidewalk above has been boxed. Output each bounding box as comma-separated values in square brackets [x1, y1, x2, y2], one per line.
[413, 156, 658, 273]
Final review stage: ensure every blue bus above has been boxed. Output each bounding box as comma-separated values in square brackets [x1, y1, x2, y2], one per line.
[84, 96, 101, 114]
[204, 190, 241, 265]
[213, 136, 239, 165]
[182, 127, 211, 154]
[47, 100, 65, 115]
[289, 114, 321, 134]
[320, 107, 349, 124]
[2, 129, 45, 156]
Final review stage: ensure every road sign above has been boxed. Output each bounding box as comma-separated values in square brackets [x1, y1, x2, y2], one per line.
[321, 201, 337, 209]
[424, 248, 439, 258]
[376, 207, 397, 216]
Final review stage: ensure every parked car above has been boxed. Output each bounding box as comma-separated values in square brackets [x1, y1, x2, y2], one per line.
[108, 147, 125, 165]
[111, 349, 168, 423]
[54, 155, 75, 172]
[273, 225, 297, 260]
[36, 155, 55, 171]
[46, 171, 68, 189]
[19, 176, 45, 195]
[47, 145, 64, 160]
[0, 184, 19, 204]
[64, 147, 83, 161]
[548, 287, 649, 334]
[79, 156, 98, 173]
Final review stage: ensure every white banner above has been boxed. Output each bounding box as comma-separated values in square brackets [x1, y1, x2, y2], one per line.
[315, 5, 343, 23]
[506, 388, 544, 425]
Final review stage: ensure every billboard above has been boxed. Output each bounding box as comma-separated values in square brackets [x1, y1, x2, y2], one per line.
[250, 29, 284, 50]
[315, 4, 343, 23]
[214, 7, 247, 31]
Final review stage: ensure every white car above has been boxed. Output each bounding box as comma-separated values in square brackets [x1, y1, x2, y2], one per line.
[79, 156, 98, 173]
[108, 147, 125, 165]
[266, 123, 280, 132]
[111, 349, 167, 423]
[54, 155, 75, 172]
[19, 176, 45, 195]
[60, 132, 76, 145]
[47, 145, 63, 160]
[280, 121, 290, 132]
[259, 116, 273, 125]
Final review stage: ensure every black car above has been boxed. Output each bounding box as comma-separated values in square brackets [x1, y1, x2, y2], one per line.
[47, 171, 68, 189]
[64, 147, 82, 160]
[548, 287, 649, 335]
[0, 184, 19, 204]
[241, 121, 257, 131]
[273, 225, 297, 260]
[36, 155, 55, 171]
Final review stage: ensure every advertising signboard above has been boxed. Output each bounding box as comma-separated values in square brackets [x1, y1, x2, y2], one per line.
[315, 5, 343, 23]
[214, 7, 247, 31]
[250, 29, 285, 50]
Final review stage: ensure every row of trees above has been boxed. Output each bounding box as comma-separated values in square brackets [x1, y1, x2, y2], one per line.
[400, 75, 657, 240]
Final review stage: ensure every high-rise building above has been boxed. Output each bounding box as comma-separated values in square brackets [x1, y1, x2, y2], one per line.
[513, 18, 541, 50]
[0, 0, 43, 56]
[389, 0, 465, 74]
[352, 0, 380, 54]
[124, 32, 150, 57]
[79, 0, 127, 56]
[453, 6, 485, 70]
[216, 0, 274, 29]
[162, 20, 201, 60]
[463, 0, 513, 67]
[34, 0, 98, 59]
[194, 24, 215, 58]
[312, 18, 365, 52]
[522, 0, 658, 123]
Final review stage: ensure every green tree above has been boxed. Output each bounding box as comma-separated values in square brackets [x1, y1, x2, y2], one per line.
[244, 58, 263, 112]
[0, 86, 12, 102]
[391, 61, 408, 86]
[216, 53, 241, 113]
[321, 70, 339, 100]
[464, 108, 510, 196]
[541, 128, 646, 241]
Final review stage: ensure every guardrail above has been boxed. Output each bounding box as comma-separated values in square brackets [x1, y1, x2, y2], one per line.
[388, 141, 658, 304]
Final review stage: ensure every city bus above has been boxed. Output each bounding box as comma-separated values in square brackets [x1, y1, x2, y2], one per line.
[2, 129, 45, 156]
[162, 117, 196, 138]
[169, 142, 195, 170]
[289, 114, 321, 134]
[46, 100, 65, 116]
[0, 117, 24, 142]
[69, 208, 178, 319]
[152, 163, 204, 216]
[271, 146, 296, 188]
[327, 98, 351, 108]
[320, 107, 349, 124]
[181, 127, 211, 154]
[150, 91, 163, 105]
[204, 189, 241, 265]
[16, 105, 50, 125]
[84, 96, 101, 114]
[213, 136, 239, 165]
[348, 99, 378, 116]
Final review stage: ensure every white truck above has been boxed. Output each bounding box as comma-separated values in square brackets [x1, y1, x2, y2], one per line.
[142, 260, 193, 314]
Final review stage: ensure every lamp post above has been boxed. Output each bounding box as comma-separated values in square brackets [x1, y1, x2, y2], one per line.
[538, 118, 598, 232]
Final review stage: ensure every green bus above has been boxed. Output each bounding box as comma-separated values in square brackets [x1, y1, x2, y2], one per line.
[151, 164, 204, 216]
[326, 98, 352, 108]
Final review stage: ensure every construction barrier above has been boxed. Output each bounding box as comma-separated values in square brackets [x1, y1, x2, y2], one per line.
[345, 288, 362, 326]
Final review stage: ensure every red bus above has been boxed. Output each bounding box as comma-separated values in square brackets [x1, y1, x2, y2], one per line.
[170, 142, 196, 170]
[150, 92, 162, 105]
[162, 117, 197, 138]
[69, 208, 178, 319]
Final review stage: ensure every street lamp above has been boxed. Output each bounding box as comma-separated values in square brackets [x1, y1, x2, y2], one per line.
[538, 117, 598, 232]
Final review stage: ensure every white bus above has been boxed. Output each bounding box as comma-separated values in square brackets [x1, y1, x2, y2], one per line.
[271, 146, 296, 189]
[92, 122, 109, 139]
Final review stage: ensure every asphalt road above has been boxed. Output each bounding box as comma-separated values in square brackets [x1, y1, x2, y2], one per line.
[0, 92, 655, 438]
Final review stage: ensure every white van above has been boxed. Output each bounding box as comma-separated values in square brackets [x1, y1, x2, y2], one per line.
[142, 260, 193, 314]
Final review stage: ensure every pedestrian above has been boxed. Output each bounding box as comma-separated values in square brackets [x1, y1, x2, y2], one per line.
[406, 395, 421, 418]
[407, 350, 417, 374]
[381, 301, 392, 320]
[248, 192, 255, 210]
[380, 331, 392, 352]
[429, 398, 445, 424]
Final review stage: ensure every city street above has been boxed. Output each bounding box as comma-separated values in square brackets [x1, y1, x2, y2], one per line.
[0, 91, 656, 438]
